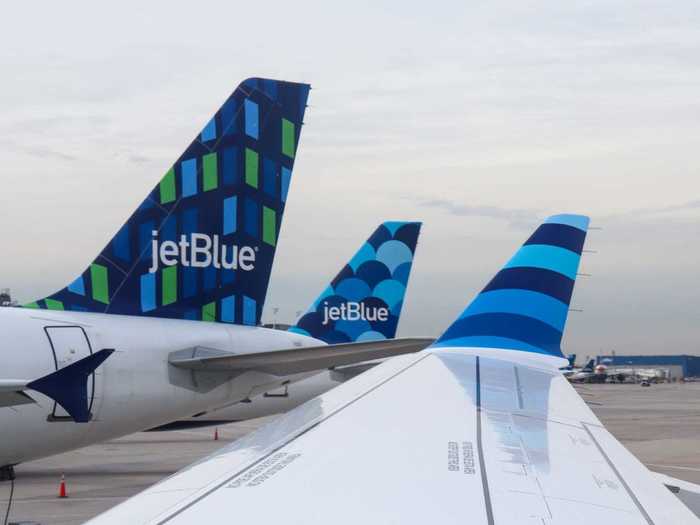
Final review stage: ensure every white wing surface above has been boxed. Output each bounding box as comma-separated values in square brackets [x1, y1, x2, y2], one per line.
[87, 348, 697, 524]
[86, 214, 698, 524]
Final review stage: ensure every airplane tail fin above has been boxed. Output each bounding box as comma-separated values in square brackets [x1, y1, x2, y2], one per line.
[27, 78, 310, 325]
[290, 222, 422, 343]
[433, 214, 589, 358]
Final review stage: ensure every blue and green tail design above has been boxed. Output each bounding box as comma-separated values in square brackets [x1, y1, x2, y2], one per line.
[433, 214, 589, 357]
[26, 78, 310, 325]
[289, 221, 421, 343]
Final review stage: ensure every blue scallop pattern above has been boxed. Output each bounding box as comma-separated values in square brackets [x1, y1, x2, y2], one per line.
[293, 221, 421, 343]
[376, 240, 413, 273]
[348, 243, 376, 271]
[373, 279, 406, 310]
[335, 278, 371, 302]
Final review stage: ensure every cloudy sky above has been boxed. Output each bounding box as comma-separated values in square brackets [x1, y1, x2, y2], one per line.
[0, 1, 699, 358]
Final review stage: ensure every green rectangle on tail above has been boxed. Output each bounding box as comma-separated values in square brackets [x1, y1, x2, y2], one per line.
[162, 266, 177, 306]
[159, 169, 176, 204]
[202, 302, 216, 322]
[263, 207, 276, 246]
[245, 148, 259, 188]
[282, 119, 295, 158]
[202, 153, 218, 192]
[45, 299, 64, 311]
[90, 264, 109, 304]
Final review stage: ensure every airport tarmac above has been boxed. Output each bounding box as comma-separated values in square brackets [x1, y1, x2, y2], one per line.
[2, 382, 700, 524]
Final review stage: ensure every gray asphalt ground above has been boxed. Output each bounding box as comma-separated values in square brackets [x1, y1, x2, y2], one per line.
[2, 383, 700, 524]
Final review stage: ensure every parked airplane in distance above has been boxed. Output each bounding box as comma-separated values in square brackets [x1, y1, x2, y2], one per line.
[0, 78, 429, 474]
[87, 214, 699, 524]
[160, 221, 423, 428]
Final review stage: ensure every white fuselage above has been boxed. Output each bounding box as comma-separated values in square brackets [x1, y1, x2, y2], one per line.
[0, 307, 321, 467]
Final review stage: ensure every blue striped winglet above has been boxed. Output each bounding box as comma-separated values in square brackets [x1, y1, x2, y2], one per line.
[433, 214, 589, 357]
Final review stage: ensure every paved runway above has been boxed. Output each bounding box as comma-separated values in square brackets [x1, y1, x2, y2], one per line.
[578, 382, 700, 484]
[2, 383, 700, 524]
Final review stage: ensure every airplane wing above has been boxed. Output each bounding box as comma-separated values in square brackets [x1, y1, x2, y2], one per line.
[168, 337, 433, 376]
[86, 215, 698, 523]
[86, 348, 697, 524]
[0, 349, 114, 422]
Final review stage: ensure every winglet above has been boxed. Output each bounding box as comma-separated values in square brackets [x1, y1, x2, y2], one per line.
[433, 214, 589, 358]
[27, 349, 114, 423]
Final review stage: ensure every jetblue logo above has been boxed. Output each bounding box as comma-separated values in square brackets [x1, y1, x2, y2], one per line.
[148, 230, 256, 273]
[322, 301, 389, 325]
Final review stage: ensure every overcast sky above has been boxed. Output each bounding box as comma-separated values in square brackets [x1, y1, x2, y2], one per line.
[1, 1, 699, 358]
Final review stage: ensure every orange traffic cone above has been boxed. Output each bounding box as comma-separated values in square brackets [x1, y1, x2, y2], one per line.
[58, 474, 67, 498]
[214, 428, 219, 441]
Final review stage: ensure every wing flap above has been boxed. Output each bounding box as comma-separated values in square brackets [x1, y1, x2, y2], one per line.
[168, 337, 433, 376]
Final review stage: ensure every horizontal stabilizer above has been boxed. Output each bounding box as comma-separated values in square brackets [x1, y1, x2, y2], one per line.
[0, 389, 34, 408]
[27, 348, 115, 422]
[169, 338, 433, 376]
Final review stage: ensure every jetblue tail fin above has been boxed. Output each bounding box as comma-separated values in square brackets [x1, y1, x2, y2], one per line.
[290, 222, 422, 343]
[563, 353, 576, 370]
[433, 214, 589, 357]
[28, 78, 310, 325]
[583, 359, 595, 372]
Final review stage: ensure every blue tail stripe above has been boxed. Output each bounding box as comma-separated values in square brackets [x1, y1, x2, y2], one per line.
[504, 244, 580, 280]
[438, 313, 563, 355]
[433, 214, 589, 358]
[545, 214, 590, 232]
[461, 289, 568, 331]
[524, 223, 586, 254]
[431, 336, 553, 355]
[483, 267, 574, 305]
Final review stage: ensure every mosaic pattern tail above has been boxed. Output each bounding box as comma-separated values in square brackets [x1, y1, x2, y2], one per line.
[27, 78, 311, 325]
[289, 222, 422, 343]
[433, 214, 589, 357]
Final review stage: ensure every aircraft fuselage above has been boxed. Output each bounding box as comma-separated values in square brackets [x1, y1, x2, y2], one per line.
[0, 307, 319, 467]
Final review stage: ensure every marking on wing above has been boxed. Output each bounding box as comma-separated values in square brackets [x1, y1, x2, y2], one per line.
[475, 356, 496, 525]
[582, 423, 655, 525]
[153, 353, 432, 524]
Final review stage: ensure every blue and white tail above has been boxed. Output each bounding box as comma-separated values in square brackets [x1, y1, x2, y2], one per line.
[26, 78, 310, 325]
[433, 214, 589, 357]
[290, 222, 422, 343]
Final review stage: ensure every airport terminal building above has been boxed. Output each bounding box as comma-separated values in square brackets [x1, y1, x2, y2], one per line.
[596, 355, 700, 379]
